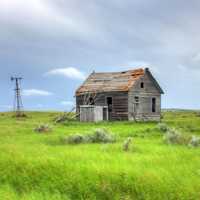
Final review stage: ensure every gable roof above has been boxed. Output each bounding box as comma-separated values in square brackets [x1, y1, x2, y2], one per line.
[76, 68, 164, 95]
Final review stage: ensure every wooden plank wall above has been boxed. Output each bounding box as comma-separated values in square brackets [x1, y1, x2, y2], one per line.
[128, 72, 161, 121]
[76, 91, 128, 121]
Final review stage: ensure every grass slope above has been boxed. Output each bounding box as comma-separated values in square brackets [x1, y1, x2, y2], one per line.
[0, 111, 200, 200]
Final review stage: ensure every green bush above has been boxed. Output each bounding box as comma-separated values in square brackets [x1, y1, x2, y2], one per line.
[157, 123, 169, 133]
[188, 136, 200, 147]
[61, 134, 85, 144]
[61, 128, 116, 145]
[86, 128, 116, 143]
[163, 128, 190, 145]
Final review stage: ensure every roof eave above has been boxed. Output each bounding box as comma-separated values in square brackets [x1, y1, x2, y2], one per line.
[145, 68, 164, 94]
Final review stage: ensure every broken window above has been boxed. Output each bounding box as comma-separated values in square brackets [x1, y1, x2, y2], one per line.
[141, 82, 144, 88]
[89, 97, 94, 105]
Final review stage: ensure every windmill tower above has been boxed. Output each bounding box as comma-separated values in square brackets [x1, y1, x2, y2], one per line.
[11, 77, 24, 117]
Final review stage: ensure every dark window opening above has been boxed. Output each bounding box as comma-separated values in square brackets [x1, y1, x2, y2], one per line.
[89, 97, 94, 105]
[106, 97, 113, 120]
[134, 96, 139, 104]
[152, 98, 156, 113]
[141, 82, 144, 88]
[106, 97, 113, 111]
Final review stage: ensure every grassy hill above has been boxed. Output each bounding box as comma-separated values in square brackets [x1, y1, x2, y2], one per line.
[0, 111, 200, 200]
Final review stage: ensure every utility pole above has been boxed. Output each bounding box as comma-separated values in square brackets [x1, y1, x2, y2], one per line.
[11, 77, 24, 117]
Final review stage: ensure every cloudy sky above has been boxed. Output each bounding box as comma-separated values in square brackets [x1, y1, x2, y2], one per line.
[0, 0, 200, 111]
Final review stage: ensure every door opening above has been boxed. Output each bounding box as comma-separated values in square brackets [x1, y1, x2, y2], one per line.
[106, 97, 113, 120]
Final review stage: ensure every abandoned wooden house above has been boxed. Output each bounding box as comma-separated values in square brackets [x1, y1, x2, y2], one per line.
[75, 68, 164, 122]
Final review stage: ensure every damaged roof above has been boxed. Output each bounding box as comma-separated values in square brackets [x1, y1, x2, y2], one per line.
[76, 68, 164, 95]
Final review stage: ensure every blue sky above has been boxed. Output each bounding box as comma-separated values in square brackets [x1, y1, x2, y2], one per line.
[0, 0, 200, 111]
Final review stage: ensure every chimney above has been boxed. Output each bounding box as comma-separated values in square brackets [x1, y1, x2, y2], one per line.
[145, 68, 149, 72]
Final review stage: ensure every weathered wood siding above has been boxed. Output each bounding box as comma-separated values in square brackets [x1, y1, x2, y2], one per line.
[76, 91, 128, 121]
[128, 72, 161, 121]
[80, 106, 104, 122]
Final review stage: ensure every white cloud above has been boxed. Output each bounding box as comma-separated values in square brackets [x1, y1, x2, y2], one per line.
[23, 89, 53, 97]
[0, 0, 96, 40]
[46, 67, 86, 80]
[60, 101, 74, 106]
[0, 0, 59, 24]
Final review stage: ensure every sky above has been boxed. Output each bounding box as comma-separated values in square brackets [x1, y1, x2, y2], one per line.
[0, 0, 200, 111]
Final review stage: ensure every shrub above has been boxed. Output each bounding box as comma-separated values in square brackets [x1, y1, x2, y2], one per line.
[164, 129, 181, 144]
[163, 128, 190, 145]
[61, 134, 85, 144]
[157, 123, 169, 133]
[188, 136, 200, 147]
[122, 137, 133, 151]
[34, 124, 52, 133]
[196, 112, 200, 117]
[86, 128, 116, 143]
[61, 128, 116, 145]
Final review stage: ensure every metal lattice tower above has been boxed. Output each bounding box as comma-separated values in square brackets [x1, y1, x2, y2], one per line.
[11, 77, 24, 117]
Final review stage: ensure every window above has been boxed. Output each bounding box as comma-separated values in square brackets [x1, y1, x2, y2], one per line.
[152, 98, 156, 113]
[89, 97, 94, 105]
[107, 97, 112, 105]
[134, 96, 139, 104]
[140, 82, 144, 88]
[106, 97, 113, 111]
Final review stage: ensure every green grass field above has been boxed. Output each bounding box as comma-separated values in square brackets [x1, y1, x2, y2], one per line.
[0, 111, 200, 200]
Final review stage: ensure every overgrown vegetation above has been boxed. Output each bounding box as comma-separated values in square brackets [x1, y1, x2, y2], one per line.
[122, 137, 133, 151]
[188, 135, 200, 147]
[164, 128, 182, 144]
[61, 134, 85, 144]
[86, 128, 116, 143]
[54, 112, 76, 123]
[196, 112, 200, 117]
[157, 122, 169, 133]
[0, 111, 200, 199]
[34, 123, 52, 133]
[162, 126, 200, 147]
[61, 128, 116, 144]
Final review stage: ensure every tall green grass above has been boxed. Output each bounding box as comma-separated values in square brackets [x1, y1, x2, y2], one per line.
[0, 111, 200, 199]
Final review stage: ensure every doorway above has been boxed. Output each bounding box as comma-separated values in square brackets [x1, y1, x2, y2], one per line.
[106, 97, 113, 120]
